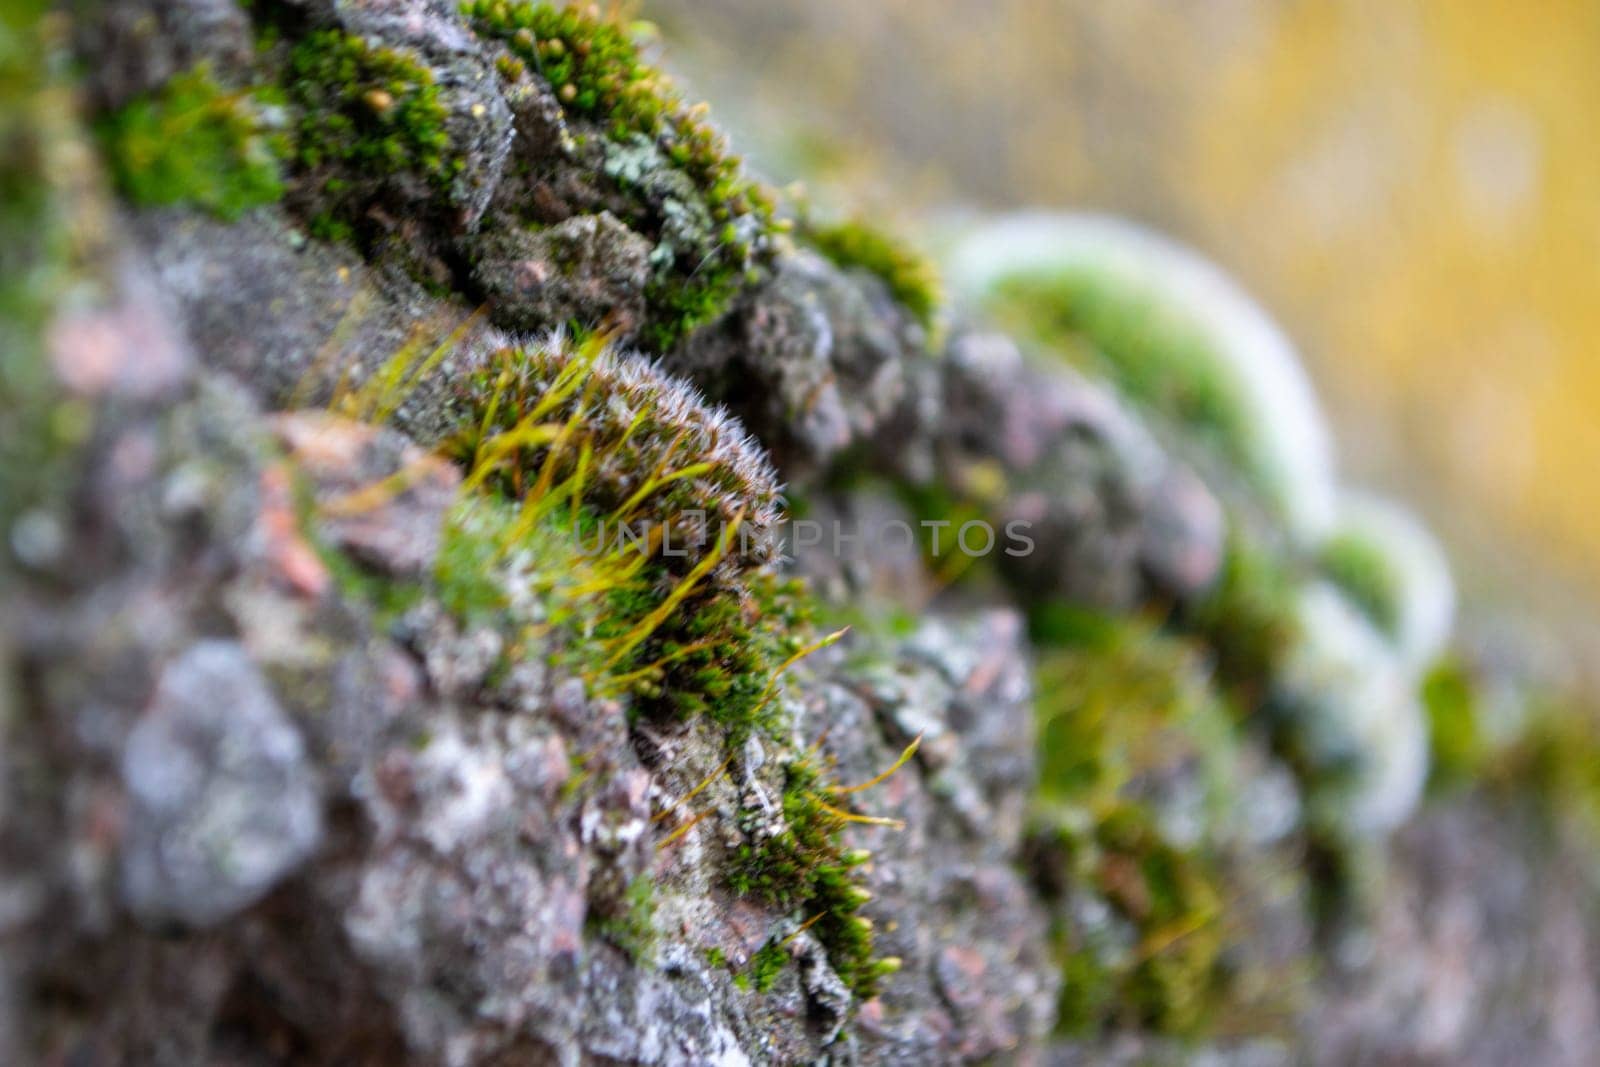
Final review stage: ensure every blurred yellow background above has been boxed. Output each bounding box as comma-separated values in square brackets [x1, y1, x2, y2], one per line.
[650, 0, 1600, 621]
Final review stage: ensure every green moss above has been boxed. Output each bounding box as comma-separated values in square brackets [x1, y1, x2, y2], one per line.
[433, 498, 527, 623]
[99, 64, 286, 220]
[285, 29, 461, 216]
[450, 336, 805, 735]
[590, 875, 657, 962]
[451, 338, 784, 576]
[727, 755, 897, 1002]
[630, 570, 810, 732]
[1321, 532, 1402, 639]
[641, 268, 748, 353]
[1026, 612, 1235, 1035]
[804, 218, 941, 333]
[1055, 939, 1119, 1036]
[986, 267, 1262, 492]
[1033, 609, 1234, 812]
[1186, 532, 1301, 711]
[1100, 805, 1224, 1034]
[463, 0, 779, 349]
[1034, 801, 1226, 1038]
[1478, 693, 1600, 842]
[1421, 655, 1484, 792]
[748, 938, 788, 993]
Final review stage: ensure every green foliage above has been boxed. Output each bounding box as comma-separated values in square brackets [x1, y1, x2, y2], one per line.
[463, 0, 780, 349]
[285, 29, 460, 216]
[804, 218, 942, 332]
[987, 267, 1263, 492]
[100, 64, 285, 219]
[1321, 532, 1402, 639]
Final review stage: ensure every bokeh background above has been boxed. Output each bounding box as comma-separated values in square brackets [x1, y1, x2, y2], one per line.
[648, 0, 1600, 634]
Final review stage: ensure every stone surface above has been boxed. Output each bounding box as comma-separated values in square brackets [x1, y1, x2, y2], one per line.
[274, 411, 463, 579]
[672, 250, 913, 477]
[119, 641, 323, 928]
[466, 211, 652, 338]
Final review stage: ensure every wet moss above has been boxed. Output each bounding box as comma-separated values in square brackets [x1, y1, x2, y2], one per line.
[99, 64, 286, 220]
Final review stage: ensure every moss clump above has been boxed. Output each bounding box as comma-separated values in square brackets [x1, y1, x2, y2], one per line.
[1185, 533, 1301, 711]
[804, 217, 942, 333]
[728, 755, 897, 1001]
[747, 938, 789, 993]
[442, 332, 889, 999]
[1032, 609, 1231, 809]
[285, 29, 460, 229]
[464, 1, 779, 350]
[448, 333, 813, 735]
[1032, 802, 1226, 1038]
[615, 568, 810, 731]
[1420, 656, 1484, 793]
[1099, 805, 1223, 1034]
[99, 64, 286, 220]
[1026, 611, 1234, 1036]
[452, 333, 785, 580]
[986, 267, 1262, 492]
[1320, 532, 1402, 640]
